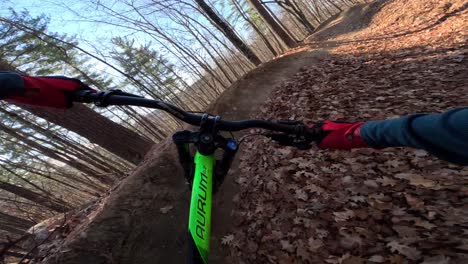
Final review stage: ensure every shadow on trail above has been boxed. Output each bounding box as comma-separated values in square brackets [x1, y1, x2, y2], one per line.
[308, 0, 391, 42]
[306, 2, 467, 49]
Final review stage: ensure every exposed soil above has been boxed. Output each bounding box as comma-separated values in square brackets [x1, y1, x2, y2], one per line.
[22, 0, 468, 263]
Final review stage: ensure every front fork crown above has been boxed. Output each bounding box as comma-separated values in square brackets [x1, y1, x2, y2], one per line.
[172, 130, 238, 193]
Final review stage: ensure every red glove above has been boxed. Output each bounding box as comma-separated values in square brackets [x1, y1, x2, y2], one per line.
[0, 72, 93, 109]
[315, 120, 368, 150]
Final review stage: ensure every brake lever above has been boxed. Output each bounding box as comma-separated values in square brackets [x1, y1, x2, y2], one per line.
[265, 121, 323, 150]
[266, 133, 311, 150]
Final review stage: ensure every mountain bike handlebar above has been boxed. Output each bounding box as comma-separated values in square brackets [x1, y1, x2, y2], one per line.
[73, 89, 322, 145]
[0, 70, 321, 148]
[1, 73, 322, 263]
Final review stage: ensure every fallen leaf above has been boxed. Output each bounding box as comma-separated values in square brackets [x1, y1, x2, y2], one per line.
[305, 183, 325, 194]
[278, 148, 293, 157]
[333, 209, 355, 222]
[159, 205, 173, 214]
[341, 255, 365, 264]
[370, 199, 393, 210]
[392, 225, 418, 237]
[404, 193, 425, 210]
[421, 255, 450, 264]
[389, 254, 404, 264]
[414, 219, 437, 230]
[349, 196, 366, 203]
[387, 241, 421, 260]
[295, 189, 308, 201]
[368, 255, 385, 263]
[221, 234, 234, 246]
[316, 229, 329, 239]
[376, 176, 397, 187]
[339, 228, 363, 249]
[296, 240, 311, 260]
[280, 240, 295, 253]
[413, 149, 428, 157]
[364, 179, 379, 188]
[395, 173, 438, 188]
[308, 237, 324, 252]
[353, 209, 369, 220]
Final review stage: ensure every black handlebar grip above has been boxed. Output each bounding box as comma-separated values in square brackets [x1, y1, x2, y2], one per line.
[0, 72, 25, 98]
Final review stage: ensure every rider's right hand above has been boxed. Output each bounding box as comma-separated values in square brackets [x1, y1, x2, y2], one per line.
[312, 120, 369, 150]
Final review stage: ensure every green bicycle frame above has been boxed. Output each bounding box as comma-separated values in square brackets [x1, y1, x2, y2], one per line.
[188, 152, 215, 264]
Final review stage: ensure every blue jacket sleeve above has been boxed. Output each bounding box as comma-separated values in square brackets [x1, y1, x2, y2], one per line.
[360, 107, 468, 165]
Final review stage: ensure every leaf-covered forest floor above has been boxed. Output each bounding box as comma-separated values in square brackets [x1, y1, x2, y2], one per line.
[225, 0, 468, 263]
[9, 0, 467, 263]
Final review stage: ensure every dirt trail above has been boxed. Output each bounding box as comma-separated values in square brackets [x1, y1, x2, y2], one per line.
[207, 49, 330, 262]
[38, 48, 329, 263]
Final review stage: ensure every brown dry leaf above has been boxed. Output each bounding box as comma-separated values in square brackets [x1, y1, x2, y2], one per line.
[421, 255, 450, 264]
[413, 150, 428, 157]
[280, 240, 295, 253]
[159, 205, 173, 214]
[290, 157, 311, 169]
[404, 193, 425, 210]
[278, 148, 293, 158]
[392, 225, 418, 237]
[333, 209, 355, 222]
[221, 234, 234, 246]
[368, 255, 386, 263]
[296, 240, 311, 261]
[308, 237, 324, 252]
[414, 219, 436, 230]
[341, 255, 365, 264]
[364, 179, 379, 188]
[353, 209, 369, 220]
[389, 254, 404, 264]
[376, 176, 398, 187]
[316, 229, 329, 239]
[349, 196, 366, 203]
[339, 228, 363, 249]
[395, 173, 438, 188]
[325, 256, 340, 264]
[265, 181, 277, 193]
[305, 183, 325, 194]
[387, 241, 421, 260]
[340, 234, 363, 250]
[246, 240, 258, 253]
[370, 199, 393, 211]
[295, 189, 308, 201]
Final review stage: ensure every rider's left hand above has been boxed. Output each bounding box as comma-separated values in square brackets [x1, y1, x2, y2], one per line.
[0, 72, 92, 108]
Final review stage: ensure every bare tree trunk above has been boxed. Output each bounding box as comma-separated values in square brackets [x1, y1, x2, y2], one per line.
[248, 0, 297, 48]
[0, 61, 152, 165]
[285, 0, 316, 32]
[0, 181, 70, 212]
[18, 104, 153, 165]
[0, 211, 36, 228]
[233, 0, 278, 57]
[264, 3, 299, 41]
[194, 0, 262, 65]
